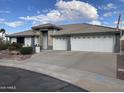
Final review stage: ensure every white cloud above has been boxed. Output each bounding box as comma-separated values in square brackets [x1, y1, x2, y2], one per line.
[20, 0, 99, 24]
[99, 3, 117, 10]
[4, 21, 25, 28]
[55, 0, 98, 20]
[103, 12, 113, 17]
[42, 9, 50, 13]
[0, 10, 11, 14]
[20, 10, 64, 24]
[103, 11, 117, 17]
[114, 21, 124, 29]
[89, 20, 102, 25]
[114, 21, 124, 24]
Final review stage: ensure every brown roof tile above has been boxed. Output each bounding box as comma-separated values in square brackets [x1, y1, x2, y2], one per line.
[6, 30, 40, 37]
[52, 23, 117, 36]
[32, 23, 62, 30]
[7, 23, 120, 37]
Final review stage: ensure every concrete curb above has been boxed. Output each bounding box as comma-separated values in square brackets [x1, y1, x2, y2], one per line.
[0, 60, 124, 92]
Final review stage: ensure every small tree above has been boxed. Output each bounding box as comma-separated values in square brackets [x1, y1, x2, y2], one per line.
[0, 28, 6, 43]
[0, 29, 5, 36]
[0, 37, 3, 44]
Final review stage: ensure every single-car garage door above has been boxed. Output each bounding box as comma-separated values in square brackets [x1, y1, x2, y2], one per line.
[71, 35, 114, 52]
[53, 37, 67, 50]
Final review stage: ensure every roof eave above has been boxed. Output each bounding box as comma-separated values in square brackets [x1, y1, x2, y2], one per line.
[32, 25, 62, 30]
[6, 35, 39, 37]
[51, 31, 120, 37]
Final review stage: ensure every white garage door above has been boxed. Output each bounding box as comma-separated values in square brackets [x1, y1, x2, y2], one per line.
[53, 37, 67, 50]
[71, 35, 114, 52]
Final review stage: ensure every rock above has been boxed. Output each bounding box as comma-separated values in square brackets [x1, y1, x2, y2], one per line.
[10, 50, 20, 55]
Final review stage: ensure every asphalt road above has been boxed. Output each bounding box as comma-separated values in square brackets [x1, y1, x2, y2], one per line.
[0, 66, 87, 92]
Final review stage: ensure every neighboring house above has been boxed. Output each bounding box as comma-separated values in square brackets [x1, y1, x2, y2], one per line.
[0, 32, 9, 41]
[6, 23, 124, 53]
[0, 33, 5, 39]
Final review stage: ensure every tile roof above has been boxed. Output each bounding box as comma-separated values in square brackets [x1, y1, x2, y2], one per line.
[6, 30, 40, 37]
[52, 23, 118, 36]
[6, 23, 121, 37]
[32, 23, 62, 30]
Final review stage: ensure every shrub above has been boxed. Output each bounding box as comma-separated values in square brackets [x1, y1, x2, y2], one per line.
[0, 43, 9, 50]
[20, 47, 33, 55]
[8, 42, 22, 51]
[8, 46, 17, 51]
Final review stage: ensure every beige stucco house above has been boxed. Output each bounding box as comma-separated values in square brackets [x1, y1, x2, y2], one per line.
[6, 23, 124, 53]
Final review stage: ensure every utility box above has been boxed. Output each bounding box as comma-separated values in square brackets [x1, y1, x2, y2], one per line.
[35, 46, 40, 53]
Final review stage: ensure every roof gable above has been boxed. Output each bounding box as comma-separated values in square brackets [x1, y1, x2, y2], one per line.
[32, 23, 62, 30]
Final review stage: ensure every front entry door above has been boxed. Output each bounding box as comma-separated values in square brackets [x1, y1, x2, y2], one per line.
[43, 32, 48, 50]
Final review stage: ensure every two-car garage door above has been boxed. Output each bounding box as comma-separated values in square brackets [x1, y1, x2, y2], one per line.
[53, 35, 114, 52]
[71, 36, 114, 52]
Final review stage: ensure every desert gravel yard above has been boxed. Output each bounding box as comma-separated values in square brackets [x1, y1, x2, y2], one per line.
[0, 66, 87, 92]
[0, 50, 32, 61]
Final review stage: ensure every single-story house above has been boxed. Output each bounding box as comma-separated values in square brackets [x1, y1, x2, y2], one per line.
[6, 23, 124, 53]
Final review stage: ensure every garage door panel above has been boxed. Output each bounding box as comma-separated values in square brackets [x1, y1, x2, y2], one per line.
[71, 36, 113, 52]
[53, 37, 67, 50]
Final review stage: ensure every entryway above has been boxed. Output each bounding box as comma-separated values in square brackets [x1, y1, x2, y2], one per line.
[42, 31, 48, 50]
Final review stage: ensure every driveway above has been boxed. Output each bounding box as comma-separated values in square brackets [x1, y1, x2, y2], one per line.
[0, 51, 123, 92]
[25, 50, 117, 78]
[0, 66, 87, 92]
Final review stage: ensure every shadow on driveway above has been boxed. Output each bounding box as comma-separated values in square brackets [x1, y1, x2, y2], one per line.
[0, 66, 88, 92]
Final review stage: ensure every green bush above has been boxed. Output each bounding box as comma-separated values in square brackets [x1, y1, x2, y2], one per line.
[20, 47, 33, 55]
[8, 42, 22, 51]
[0, 43, 9, 50]
[8, 46, 17, 51]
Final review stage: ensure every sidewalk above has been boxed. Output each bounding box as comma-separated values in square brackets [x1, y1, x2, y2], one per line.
[0, 59, 124, 92]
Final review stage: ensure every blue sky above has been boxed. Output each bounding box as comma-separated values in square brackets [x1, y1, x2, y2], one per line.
[0, 0, 124, 33]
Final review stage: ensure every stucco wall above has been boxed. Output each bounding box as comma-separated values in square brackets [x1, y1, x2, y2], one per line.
[11, 38, 17, 43]
[39, 32, 43, 47]
[34, 36, 39, 45]
[24, 37, 32, 47]
[48, 30, 57, 49]
[11, 36, 40, 47]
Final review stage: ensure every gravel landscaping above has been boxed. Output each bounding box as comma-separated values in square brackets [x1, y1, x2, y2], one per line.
[0, 50, 32, 61]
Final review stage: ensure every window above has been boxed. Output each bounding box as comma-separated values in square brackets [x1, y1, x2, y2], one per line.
[17, 37, 24, 44]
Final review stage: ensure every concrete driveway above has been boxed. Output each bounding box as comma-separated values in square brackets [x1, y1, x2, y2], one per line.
[25, 50, 117, 78]
[0, 50, 123, 92]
